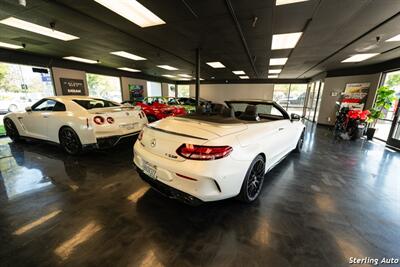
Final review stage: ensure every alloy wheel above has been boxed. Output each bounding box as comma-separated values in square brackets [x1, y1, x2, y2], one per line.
[246, 159, 265, 200]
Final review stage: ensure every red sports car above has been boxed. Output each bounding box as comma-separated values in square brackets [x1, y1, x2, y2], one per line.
[122, 97, 186, 122]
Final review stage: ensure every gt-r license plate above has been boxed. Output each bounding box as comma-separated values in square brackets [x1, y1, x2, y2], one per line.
[143, 161, 157, 179]
[120, 123, 138, 130]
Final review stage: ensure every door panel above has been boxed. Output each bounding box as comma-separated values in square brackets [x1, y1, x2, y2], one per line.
[21, 112, 48, 139]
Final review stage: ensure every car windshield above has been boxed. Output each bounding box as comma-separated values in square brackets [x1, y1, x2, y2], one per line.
[73, 98, 120, 109]
[226, 101, 286, 120]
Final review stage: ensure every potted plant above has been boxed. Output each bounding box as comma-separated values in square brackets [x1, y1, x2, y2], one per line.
[366, 86, 396, 140]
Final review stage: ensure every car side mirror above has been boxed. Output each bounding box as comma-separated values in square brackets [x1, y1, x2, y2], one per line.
[291, 113, 301, 121]
[25, 106, 32, 112]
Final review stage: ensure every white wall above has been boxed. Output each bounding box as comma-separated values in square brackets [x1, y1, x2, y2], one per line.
[52, 67, 88, 96]
[318, 73, 381, 125]
[188, 83, 274, 103]
[120, 77, 148, 101]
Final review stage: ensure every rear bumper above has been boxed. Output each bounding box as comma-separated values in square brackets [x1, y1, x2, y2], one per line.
[84, 131, 140, 149]
[133, 141, 249, 202]
[136, 167, 203, 206]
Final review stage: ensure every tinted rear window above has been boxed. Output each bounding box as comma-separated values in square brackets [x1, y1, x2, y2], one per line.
[73, 99, 120, 110]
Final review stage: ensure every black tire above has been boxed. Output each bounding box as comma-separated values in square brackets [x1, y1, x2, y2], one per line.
[294, 130, 305, 153]
[59, 127, 82, 155]
[237, 155, 266, 203]
[4, 118, 21, 141]
[147, 115, 157, 123]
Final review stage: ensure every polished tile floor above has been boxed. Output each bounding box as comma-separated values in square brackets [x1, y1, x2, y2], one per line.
[0, 125, 399, 267]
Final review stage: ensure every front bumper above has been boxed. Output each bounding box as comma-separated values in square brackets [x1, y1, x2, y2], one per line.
[137, 167, 203, 206]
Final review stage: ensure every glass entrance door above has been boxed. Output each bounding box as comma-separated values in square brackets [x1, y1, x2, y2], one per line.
[387, 104, 400, 148]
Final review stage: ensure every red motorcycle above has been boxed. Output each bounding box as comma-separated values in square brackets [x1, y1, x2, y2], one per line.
[334, 108, 370, 140]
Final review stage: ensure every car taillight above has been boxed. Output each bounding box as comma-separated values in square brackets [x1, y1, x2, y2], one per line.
[93, 116, 105, 125]
[138, 130, 144, 141]
[106, 117, 114, 124]
[176, 144, 233, 160]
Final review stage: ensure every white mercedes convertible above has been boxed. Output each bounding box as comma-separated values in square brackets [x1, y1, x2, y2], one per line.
[134, 100, 305, 204]
[4, 96, 148, 154]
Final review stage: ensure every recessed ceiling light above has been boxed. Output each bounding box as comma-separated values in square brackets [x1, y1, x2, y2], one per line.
[178, 74, 192, 78]
[341, 53, 379, 63]
[162, 74, 175, 78]
[239, 76, 249, 79]
[269, 58, 288, 66]
[111, 51, 146, 61]
[232, 70, 245, 75]
[272, 32, 302, 50]
[276, 0, 309, 6]
[0, 41, 23, 49]
[386, 34, 400, 42]
[63, 56, 98, 64]
[206, 62, 226, 68]
[0, 17, 79, 41]
[157, 65, 178, 71]
[268, 69, 282, 74]
[94, 0, 165, 28]
[268, 75, 279, 78]
[118, 67, 141, 72]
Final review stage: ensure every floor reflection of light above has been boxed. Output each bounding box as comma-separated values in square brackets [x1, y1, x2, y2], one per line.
[13, 210, 61, 235]
[139, 249, 164, 267]
[315, 195, 336, 213]
[127, 187, 149, 203]
[54, 221, 101, 260]
[253, 219, 270, 246]
[335, 237, 367, 264]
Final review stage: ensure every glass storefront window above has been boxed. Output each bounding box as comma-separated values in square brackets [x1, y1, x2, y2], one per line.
[86, 73, 122, 102]
[177, 85, 190, 97]
[273, 84, 307, 115]
[147, 81, 162, 96]
[0, 62, 55, 135]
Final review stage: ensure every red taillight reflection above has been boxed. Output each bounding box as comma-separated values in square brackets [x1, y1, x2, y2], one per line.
[176, 144, 233, 160]
[93, 116, 105, 125]
[106, 117, 114, 124]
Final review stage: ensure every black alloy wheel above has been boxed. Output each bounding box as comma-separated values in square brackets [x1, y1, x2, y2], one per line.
[4, 118, 20, 141]
[238, 155, 266, 203]
[59, 127, 82, 155]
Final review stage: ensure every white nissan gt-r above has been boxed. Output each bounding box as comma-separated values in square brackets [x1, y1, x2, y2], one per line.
[4, 96, 148, 154]
[133, 100, 305, 204]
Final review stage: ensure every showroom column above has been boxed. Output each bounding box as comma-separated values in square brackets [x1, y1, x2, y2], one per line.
[195, 48, 200, 106]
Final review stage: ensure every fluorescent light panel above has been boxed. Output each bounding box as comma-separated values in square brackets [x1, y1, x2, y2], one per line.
[272, 32, 302, 50]
[232, 70, 245, 75]
[276, 0, 309, 6]
[268, 75, 279, 78]
[341, 53, 379, 63]
[157, 65, 178, 71]
[118, 67, 140, 72]
[0, 41, 23, 49]
[178, 74, 192, 78]
[162, 74, 175, 78]
[269, 57, 288, 66]
[111, 51, 146, 61]
[206, 62, 225, 68]
[63, 56, 98, 64]
[386, 34, 400, 42]
[268, 69, 282, 74]
[239, 76, 249, 79]
[94, 0, 165, 28]
[0, 17, 79, 41]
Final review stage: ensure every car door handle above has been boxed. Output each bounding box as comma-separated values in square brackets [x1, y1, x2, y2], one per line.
[43, 115, 48, 118]
[278, 127, 284, 131]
